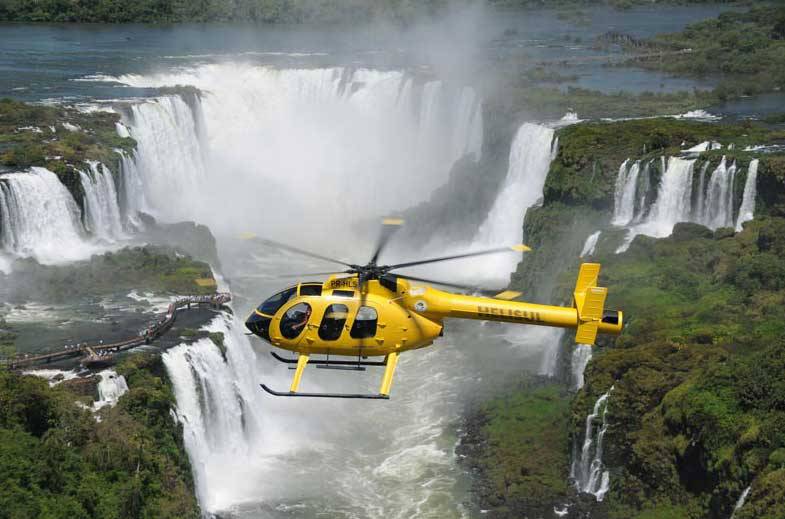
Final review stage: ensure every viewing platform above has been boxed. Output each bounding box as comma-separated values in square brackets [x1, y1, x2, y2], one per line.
[1, 293, 231, 370]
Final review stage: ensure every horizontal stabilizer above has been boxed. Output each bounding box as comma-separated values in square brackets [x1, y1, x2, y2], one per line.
[493, 290, 523, 301]
[575, 321, 599, 345]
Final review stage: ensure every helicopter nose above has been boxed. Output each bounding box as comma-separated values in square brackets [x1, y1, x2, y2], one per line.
[245, 312, 272, 340]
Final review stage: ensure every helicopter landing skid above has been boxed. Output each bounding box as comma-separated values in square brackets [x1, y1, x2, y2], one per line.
[264, 351, 399, 399]
[270, 351, 386, 367]
[259, 384, 389, 399]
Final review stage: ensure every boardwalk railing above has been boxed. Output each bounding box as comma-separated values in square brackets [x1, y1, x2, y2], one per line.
[1, 292, 231, 370]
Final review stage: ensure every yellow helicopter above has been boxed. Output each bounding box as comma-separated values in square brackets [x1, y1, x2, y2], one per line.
[244, 220, 623, 400]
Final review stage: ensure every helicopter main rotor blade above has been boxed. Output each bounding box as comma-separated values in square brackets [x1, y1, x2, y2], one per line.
[388, 273, 500, 296]
[369, 218, 404, 265]
[275, 271, 351, 279]
[385, 244, 531, 271]
[240, 233, 355, 268]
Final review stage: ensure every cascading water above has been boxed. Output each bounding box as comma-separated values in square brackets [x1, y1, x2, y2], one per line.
[108, 65, 483, 239]
[735, 159, 759, 231]
[612, 160, 640, 226]
[465, 123, 557, 282]
[702, 156, 738, 229]
[572, 387, 613, 501]
[118, 151, 149, 227]
[730, 486, 751, 519]
[613, 153, 759, 251]
[618, 157, 695, 252]
[120, 95, 207, 224]
[93, 369, 129, 410]
[571, 344, 592, 390]
[580, 231, 601, 258]
[0, 167, 93, 264]
[79, 160, 125, 241]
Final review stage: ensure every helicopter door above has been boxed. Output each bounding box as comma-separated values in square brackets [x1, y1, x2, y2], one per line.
[279, 302, 312, 344]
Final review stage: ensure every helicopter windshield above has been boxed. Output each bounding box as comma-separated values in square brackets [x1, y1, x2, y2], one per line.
[257, 286, 297, 316]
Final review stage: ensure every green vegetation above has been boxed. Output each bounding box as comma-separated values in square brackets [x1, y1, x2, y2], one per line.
[0, 319, 16, 359]
[471, 117, 785, 517]
[488, 82, 716, 122]
[0, 0, 446, 23]
[635, 6, 785, 100]
[570, 218, 785, 518]
[0, 246, 217, 303]
[512, 118, 785, 302]
[0, 354, 199, 518]
[0, 98, 135, 175]
[459, 382, 573, 517]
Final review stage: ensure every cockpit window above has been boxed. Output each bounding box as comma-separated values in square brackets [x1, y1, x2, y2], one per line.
[257, 287, 296, 315]
[350, 306, 378, 339]
[280, 303, 312, 340]
[319, 304, 348, 341]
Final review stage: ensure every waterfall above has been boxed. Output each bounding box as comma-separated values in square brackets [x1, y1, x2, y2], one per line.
[462, 123, 557, 282]
[633, 160, 651, 223]
[120, 95, 208, 223]
[580, 231, 601, 258]
[0, 167, 93, 264]
[571, 344, 593, 390]
[572, 387, 613, 501]
[648, 157, 695, 232]
[730, 486, 751, 519]
[702, 157, 738, 229]
[736, 159, 759, 231]
[612, 160, 640, 226]
[118, 151, 149, 227]
[617, 157, 695, 252]
[93, 370, 129, 410]
[79, 160, 125, 241]
[694, 161, 710, 222]
[162, 313, 299, 513]
[613, 153, 760, 251]
[451, 86, 483, 161]
[109, 65, 483, 236]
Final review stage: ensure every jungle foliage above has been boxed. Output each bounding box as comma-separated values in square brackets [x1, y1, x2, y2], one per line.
[0, 0, 447, 24]
[636, 6, 785, 100]
[0, 354, 199, 519]
[458, 382, 574, 518]
[0, 98, 134, 175]
[567, 218, 785, 519]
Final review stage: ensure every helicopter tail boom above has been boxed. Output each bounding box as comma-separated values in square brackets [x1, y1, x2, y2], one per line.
[410, 262, 622, 345]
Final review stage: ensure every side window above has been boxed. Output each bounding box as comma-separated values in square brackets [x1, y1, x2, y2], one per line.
[350, 306, 377, 339]
[280, 303, 312, 340]
[318, 304, 348, 341]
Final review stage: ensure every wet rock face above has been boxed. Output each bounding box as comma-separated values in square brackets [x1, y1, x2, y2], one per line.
[136, 216, 220, 267]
